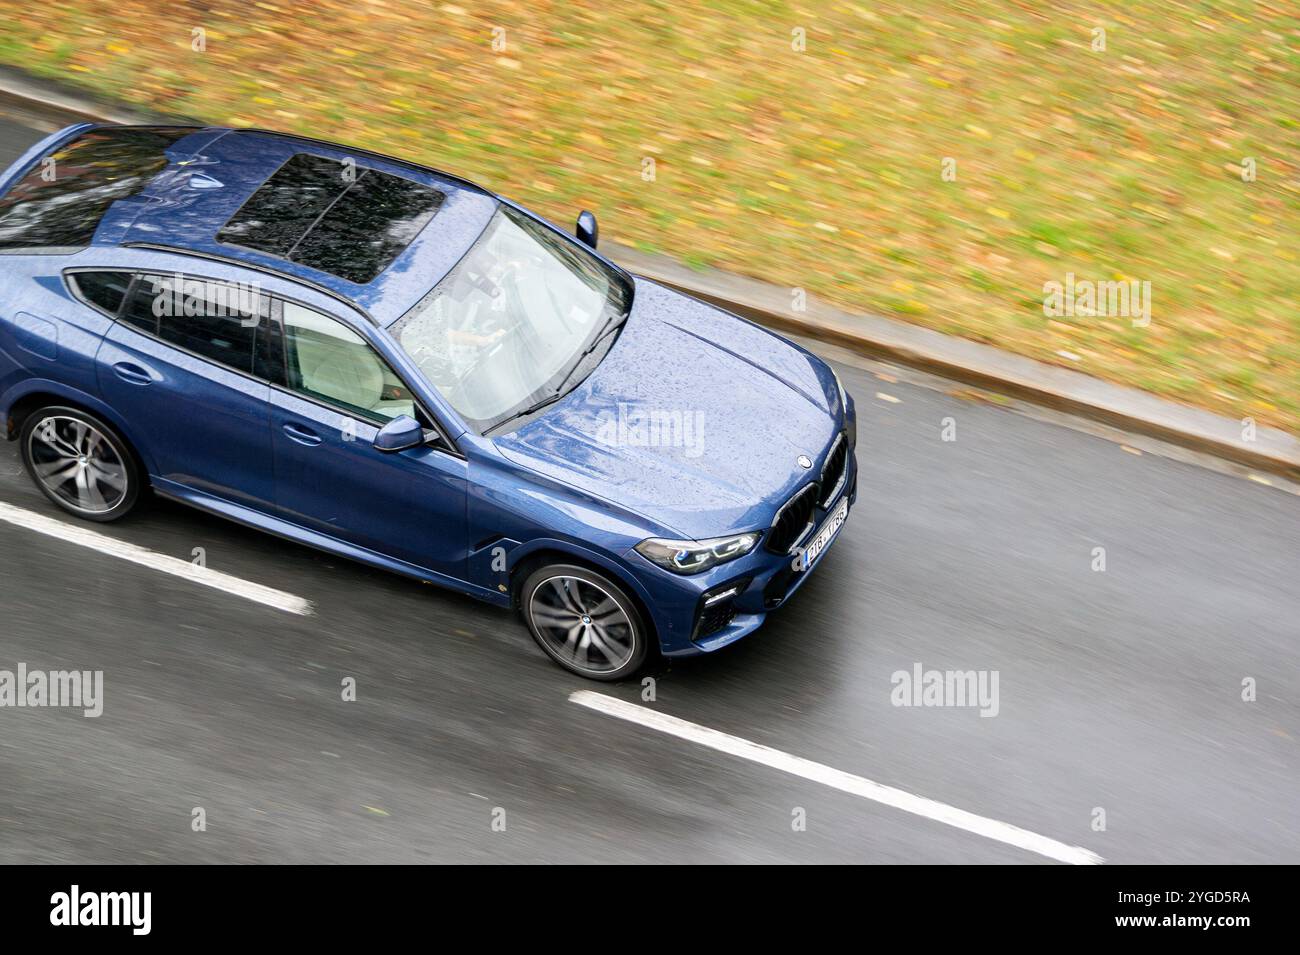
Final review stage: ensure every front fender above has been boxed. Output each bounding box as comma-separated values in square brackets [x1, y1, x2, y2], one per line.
[503, 535, 690, 645]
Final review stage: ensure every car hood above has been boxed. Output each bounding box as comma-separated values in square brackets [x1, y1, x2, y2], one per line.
[493, 279, 840, 539]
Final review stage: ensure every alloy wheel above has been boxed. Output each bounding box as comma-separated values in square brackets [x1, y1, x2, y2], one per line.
[528, 575, 637, 675]
[27, 415, 130, 515]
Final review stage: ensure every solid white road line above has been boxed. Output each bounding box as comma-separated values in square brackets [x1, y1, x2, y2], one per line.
[0, 501, 313, 616]
[570, 690, 1103, 865]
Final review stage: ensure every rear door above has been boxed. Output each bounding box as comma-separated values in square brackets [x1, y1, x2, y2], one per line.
[95, 271, 276, 509]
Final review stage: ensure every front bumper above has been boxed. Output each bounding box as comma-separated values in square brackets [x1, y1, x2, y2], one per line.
[635, 448, 858, 657]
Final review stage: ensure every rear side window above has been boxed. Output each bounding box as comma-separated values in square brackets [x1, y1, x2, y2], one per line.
[217, 153, 444, 284]
[69, 271, 132, 316]
[0, 127, 191, 253]
[121, 273, 269, 376]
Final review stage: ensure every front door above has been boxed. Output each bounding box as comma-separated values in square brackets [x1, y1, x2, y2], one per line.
[266, 299, 468, 581]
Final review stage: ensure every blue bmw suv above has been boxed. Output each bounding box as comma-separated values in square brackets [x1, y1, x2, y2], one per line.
[0, 124, 856, 679]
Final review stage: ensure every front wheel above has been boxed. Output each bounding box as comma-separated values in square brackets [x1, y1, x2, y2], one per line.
[520, 563, 649, 680]
[20, 406, 141, 522]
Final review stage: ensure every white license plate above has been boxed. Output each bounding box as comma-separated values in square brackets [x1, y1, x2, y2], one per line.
[791, 497, 849, 572]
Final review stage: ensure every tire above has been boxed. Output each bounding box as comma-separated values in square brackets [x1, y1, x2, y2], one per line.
[19, 405, 141, 522]
[520, 563, 649, 680]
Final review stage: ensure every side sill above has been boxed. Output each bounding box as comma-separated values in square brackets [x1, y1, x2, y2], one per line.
[151, 478, 509, 607]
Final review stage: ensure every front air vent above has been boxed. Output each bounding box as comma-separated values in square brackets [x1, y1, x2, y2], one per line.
[696, 601, 738, 639]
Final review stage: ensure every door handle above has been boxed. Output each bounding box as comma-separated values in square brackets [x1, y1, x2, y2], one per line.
[282, 422, 323, 447]
[112, 362, 152, 386]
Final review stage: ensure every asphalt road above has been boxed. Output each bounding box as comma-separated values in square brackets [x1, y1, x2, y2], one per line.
[1, 115, 1297, 864]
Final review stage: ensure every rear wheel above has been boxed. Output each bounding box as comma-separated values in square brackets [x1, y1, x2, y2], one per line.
[520, 563, 648, 680]
[20, 406, 141, 522]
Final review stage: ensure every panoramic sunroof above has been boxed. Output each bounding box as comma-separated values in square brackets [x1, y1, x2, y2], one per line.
[217, 152, 444, 284]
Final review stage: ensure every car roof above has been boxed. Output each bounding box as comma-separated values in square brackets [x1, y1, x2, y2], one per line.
[95, 125, 500, 326]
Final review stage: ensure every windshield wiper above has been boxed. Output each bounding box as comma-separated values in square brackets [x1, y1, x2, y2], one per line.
[484, 312, 627, 436]
[586, 308, 627, 353]
[483, 390, 567, 436]
[547, 311, 627, 398]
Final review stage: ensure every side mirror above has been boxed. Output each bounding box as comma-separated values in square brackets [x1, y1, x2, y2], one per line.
[374, 414, 425, 453]
[575, 210, 599, 249]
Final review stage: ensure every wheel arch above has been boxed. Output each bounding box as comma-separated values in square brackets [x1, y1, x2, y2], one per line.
[5, 382, 155, 479]
[509, 542, 659, 651]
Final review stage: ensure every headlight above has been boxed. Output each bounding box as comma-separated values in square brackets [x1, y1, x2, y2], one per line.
[635, 532, 760, 575]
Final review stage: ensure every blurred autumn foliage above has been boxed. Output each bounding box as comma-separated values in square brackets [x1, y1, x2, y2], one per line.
[0, 1, 1296, 431]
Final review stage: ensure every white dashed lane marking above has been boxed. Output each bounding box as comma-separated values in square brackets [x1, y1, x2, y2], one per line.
[0, 501, 313, 616]
[571, 690, 1103, 865]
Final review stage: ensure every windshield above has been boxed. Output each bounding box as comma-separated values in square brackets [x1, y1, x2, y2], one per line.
[390, 206, 631, 433]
